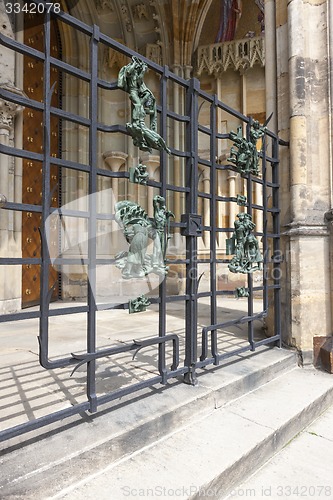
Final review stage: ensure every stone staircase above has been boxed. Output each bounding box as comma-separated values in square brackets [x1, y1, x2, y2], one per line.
[1, 346, 333, 499]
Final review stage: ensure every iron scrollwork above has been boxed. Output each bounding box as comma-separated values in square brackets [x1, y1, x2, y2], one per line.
[227, 120, 266, 176]
[118, 56, 171, 154]
[227, 212, 263, 274]
[115, 195, 174, 278]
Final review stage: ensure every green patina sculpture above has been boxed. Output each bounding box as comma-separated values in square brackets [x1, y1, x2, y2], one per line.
[118, 56, 171, 154]
[152, 195, 174, 265]
[227, 120, 266, 176]
[236, 194, 247, 206]
[114, 195, 174, 279]
[129, 163, 149, 185]
[227, 212, 263, 274]
[235, 287, 250, 298]
[129, 295, 151, 314]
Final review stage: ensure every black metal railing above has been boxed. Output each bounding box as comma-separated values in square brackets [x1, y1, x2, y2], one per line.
[0, 0, 284, 442]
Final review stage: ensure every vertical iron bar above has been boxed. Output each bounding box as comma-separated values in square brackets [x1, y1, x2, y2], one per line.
[210, 96, 218, 364]
[184, 78, 199, 384]
[262, 133, 269, 313]
[246, 120, 254, 350]
[39, 10, 52, 367]
[87, 25, 99, 412]
[158, 66, 168, 384]
[272, 137, 282, 347]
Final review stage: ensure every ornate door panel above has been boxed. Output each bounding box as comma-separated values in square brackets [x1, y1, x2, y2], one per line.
[22, 13, 60, 307]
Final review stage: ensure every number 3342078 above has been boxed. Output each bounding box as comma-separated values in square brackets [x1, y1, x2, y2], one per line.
[5, 3, 61, 14]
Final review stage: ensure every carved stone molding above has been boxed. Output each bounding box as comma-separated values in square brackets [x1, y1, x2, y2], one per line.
[0, 84, 25, 131]
[103, 150, 128, 171]
[131, 3, 149, 20]
[105, 43, 128, 70]
[283, 222, 329, 238]
[95, 0, 114, 12]
[141, 43, 162, 66]
[120, 0, 133, 32]
[196, 36, 265, 76]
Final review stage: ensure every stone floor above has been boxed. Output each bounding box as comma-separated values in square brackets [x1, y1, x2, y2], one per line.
[0, 296, 265, 433]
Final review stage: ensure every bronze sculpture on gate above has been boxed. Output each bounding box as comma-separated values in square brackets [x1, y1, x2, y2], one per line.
[227, 119, 266, 176]
[227, 212, 263, 274]
[114, 196, 174, 279]
[118, 57, 171, 154]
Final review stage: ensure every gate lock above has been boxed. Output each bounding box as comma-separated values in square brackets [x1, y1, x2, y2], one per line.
[180, 214, 202, 237]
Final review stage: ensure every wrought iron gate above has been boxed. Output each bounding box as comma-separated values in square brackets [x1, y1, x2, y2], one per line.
[0, 1, 284, 442]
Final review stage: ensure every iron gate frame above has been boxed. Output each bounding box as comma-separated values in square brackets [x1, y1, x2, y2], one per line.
[0, 1, 285, 442]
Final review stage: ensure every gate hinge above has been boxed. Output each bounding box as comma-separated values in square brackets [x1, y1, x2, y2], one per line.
[180, 214, 202, 236]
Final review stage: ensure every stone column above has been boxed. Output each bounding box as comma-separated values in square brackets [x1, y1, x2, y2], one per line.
[283, 0, 331, 363]
[0, 87, 24, 313]
[264, 0, 278, 134]
[103, 150, 128, 231]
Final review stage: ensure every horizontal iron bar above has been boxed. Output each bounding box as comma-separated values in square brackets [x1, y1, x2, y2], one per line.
[0, 32, 45, 61]
[166, 184, 190, 193]
[166, 110, 190, 123]
[0, 86, 44, 112]
[203, 310, 267, 333]
[197, 191, 212, 199]
[97, 78, 118, 90]
[71, 334, 179, 369]
[0, 144, 43, 162]
[165, 259, 189, 264]
[0, 305, 90, 324]
[198, 158, 212, 167]
[196, 344, 253, 369]
[165, 294, 190, 302]
[51, 4, 95, 36]
[96, 169, 129, 178]
[0, 258, 41, 265]
[216, 133, 231, 140]
[97, 124, 127, 134]
[254, 335, 281, 347]
[196, 292, 212, 299]
[198, 124, 212, 135]
[50, 157, 90, 173]
[50, 105, 90, 127]
[168, 148, 191, 158]
[0, 401, 91, 443]
[2, 201, 42, 213]
[0, 310, 40, 322]
[50, 56, 91, 82]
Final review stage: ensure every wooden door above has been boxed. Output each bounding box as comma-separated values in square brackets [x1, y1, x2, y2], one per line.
[22, 13, 60, 307]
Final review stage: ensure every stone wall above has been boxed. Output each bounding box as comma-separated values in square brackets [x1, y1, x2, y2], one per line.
[0, 0, 24, 313]
[276, 0, 332, 362]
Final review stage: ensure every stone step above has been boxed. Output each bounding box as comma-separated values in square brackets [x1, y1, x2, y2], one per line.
[0, 346, 296, 498]
[49, 367, 333, 500]
[224, 404, 333, 499]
